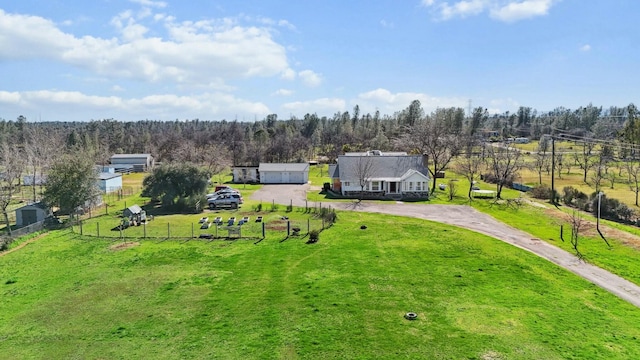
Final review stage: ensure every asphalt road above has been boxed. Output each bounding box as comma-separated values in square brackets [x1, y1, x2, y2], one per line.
[251, 184, 640, 308]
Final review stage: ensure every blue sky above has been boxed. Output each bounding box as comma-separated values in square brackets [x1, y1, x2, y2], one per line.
[0, 0, 638, 122]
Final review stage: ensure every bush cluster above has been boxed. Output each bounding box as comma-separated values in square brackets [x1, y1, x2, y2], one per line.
[562, 186, 635, 224]
[531, 185, 552, 200]
[481, 173, 516, 188]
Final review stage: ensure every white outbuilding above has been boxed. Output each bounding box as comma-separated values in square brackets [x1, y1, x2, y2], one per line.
[258, 163, 310, 184]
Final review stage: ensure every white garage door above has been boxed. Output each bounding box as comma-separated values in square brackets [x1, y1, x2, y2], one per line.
[264, 172, 282, 183]
[289, 172, 304, 184]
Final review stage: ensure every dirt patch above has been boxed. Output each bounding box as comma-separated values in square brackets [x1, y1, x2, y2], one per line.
[0, 232, 49, 257]
[544, 208, 640, 249]
[109, 241, 140, 251]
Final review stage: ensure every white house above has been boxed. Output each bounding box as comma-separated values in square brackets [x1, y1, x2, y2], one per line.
[232, 166, 259, 183]
[328, 151, 430, 199]
[15, 202, 52, 226]
[258, 163, 310, 184]
[110, 154, 154, 172]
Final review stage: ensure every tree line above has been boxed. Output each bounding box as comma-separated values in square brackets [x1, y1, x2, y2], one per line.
[3, 101, 640, 234]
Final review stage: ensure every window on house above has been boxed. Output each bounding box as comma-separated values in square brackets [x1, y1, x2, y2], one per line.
[416, 182, 421, 191]
[408, 182, 413, 191]
[371, 181, 380, 191]
[422, 182, 427, 191]
[343, 181, 350, 187]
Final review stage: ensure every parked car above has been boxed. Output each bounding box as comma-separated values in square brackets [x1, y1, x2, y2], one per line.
[214, 185, 234, 192]
[207, 188, 239, 199]
[208, 193, 243, 209]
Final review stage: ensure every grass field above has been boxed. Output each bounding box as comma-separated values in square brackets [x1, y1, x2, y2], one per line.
[2, 212, 640, 359]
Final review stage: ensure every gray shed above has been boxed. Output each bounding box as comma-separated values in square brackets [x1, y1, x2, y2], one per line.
[15, 202, 52, 226]
[123, 204, 146, 223]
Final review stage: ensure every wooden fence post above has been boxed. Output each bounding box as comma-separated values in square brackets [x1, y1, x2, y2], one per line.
[97, 222, 100, 238]
[287, 221, 290, 236]
[167, 223, 170, 239]
[144, 222, 146, 239]
[262, 222, 265, 238]
[80, 221, 83, 235]
[191, 223, 194, 238]
[307, 218, 310, 234]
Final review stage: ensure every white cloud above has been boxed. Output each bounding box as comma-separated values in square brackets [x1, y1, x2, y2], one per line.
[422, 0, 558, 22]
[272, 89, 293, 96]
[441, 0, 487, 20]
[0, 90, 270, 121]
[355, 88, 468, 114]
[282, 98, 346, 114]
[380, 19, 394, 28]
[487, 98, 519, 114]
[490, 0, 555, 22]
[0, 9, 298, 88]
[129, 0, 167, 8]
[281, 68, 297, 80]
[580, 44, 591, 52]
[298, 70, 323, 87]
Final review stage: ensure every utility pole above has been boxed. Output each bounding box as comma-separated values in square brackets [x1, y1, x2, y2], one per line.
[551, 136, 555, 205]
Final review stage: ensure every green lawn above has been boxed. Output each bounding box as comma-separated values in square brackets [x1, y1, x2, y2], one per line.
[2, 212, 640, 359]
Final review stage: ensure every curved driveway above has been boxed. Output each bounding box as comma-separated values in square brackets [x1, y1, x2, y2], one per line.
[251, 184, 640, 308]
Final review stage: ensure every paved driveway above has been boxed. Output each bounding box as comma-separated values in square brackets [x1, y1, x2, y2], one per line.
[252, 185, 640, 308]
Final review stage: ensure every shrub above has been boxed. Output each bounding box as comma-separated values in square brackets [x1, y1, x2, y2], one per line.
[590, 193, 636, 223]
[562, 186, 587, 206]
[318, 207, 337, 226]
[531, 185, 552, 200]
[322, 182, 331, 192]
[270, 203, 279, 212]
[254, 203, 262, 212]
[307, 229, 320, 244]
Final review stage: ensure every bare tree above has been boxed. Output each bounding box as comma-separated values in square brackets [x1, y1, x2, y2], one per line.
[554, 153, 564, 179]
[24, 126, 60, 202]
[352, 155, 377, 201]
[393, 113, 462, 193]
[0, 144, 25, 236]
[569, 210, 585, 260]
[485, 145, 523, 199]
[454, 153, 482, 200]
[530, 153, 550, 184]
[625, 161, 640, 206]
[447, 179, 458, 201]
[573, 140, 596, 183]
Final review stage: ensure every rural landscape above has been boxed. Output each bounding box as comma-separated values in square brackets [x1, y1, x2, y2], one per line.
[3, 103, 640, 359]
[3, 1, 640, 359]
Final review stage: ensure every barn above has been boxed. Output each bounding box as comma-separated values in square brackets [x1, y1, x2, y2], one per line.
[98, 172, 123, 193]
[258, 163, 309, 184]
[110, 154, 154, 172]
[15, 202, 51, 227]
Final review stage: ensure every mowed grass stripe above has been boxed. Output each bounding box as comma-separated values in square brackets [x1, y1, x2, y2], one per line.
[0, 212, 639, 359]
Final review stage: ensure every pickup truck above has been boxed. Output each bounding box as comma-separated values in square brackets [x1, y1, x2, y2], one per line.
[208, 193, 243, 209]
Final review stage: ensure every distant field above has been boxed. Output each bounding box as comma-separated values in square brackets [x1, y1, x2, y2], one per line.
[2, 212, 640, 359]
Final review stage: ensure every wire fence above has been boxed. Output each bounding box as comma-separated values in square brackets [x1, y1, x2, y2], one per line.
[73, 213, 329, 242]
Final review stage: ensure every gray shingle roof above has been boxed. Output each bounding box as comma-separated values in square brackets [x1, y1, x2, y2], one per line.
[258, 163, 310, 172]
[336, 155, 429, 181]
[111, 154, 152, 159]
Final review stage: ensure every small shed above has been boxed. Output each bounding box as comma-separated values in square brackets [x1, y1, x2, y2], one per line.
[123, 204, 146, 223]
[98, 172, 123, 193]
[232, 166, 259, 183]
[15, 202, 52, 226]
[258, 163, 310, 184]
